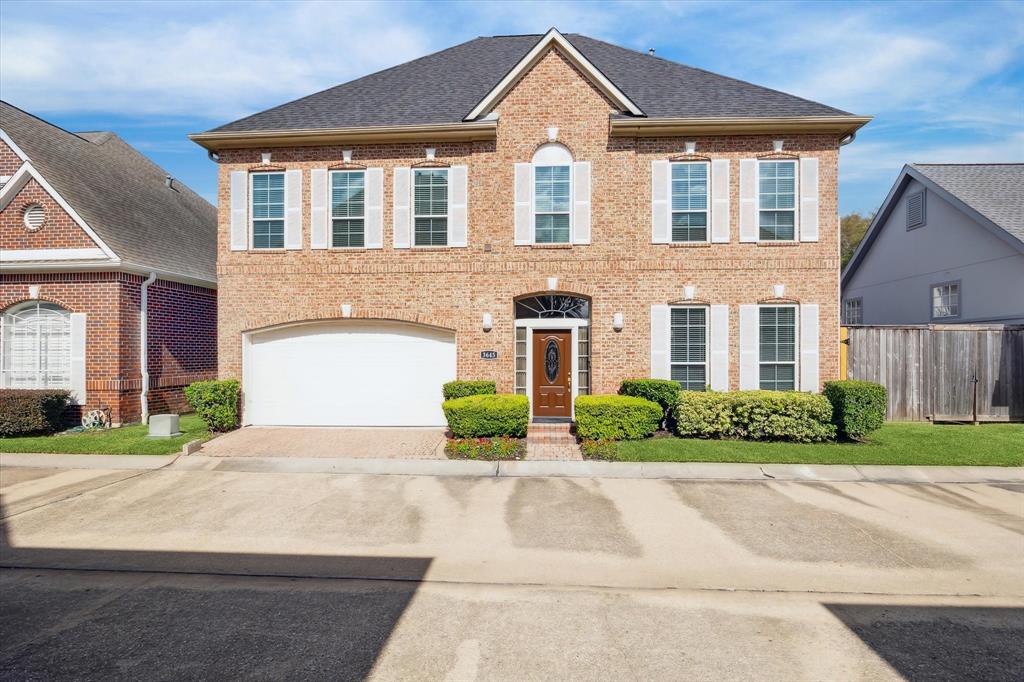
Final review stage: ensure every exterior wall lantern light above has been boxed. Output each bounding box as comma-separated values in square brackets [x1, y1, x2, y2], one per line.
[612, 312, 624, 331]
[482, 312, 493, 332]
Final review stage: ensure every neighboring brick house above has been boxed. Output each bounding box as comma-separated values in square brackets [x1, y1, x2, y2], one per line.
[191, 29, 869, 427]
[1, 102, 217, 425]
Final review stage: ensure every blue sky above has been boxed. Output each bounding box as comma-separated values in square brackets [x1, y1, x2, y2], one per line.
[1, 0, 1021, 214]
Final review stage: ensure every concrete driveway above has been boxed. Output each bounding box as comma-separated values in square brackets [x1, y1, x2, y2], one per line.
[1, 463, 1022, 680]
[199, 426, 447, 458]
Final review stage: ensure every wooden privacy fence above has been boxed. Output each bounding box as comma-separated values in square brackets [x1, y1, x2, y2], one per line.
[843, 325, 1024, 422]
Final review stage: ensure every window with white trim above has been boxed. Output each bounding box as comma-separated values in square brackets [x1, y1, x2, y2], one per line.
[931, 282, 960, 319]
[843, 298, 863, 325]
[671, 162, 708, 242]
[251, 172, 285, 249]
[758, 160, 796, 241]
[330, 170, 365, 248]
[1, 302, 71, 389]
[759, 306, 796, 390]
[413, 168, 448, 246]
[534, 165, 571, 243]
[670, 306, 707, 390]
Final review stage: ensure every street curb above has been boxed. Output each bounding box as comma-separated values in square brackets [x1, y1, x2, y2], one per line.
[0, 453, 178, 470]
[168, 455, 1023, 484]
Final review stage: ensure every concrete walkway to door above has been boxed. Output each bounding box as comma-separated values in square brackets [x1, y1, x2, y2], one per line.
[199, 427, 447, 459]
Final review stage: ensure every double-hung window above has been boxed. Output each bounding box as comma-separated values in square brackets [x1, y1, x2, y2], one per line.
[758, 161, 796, 241]
[413, 169, 448, 246]
[931, 282, 960, 319]
[331, 170, 365, 248]
[759, 306, 797, 390]
[671, 162, 708, 242]
[670, 307, 707, 390]
[251, 172, 285, 249]
[843, 298, 863, 325]
[534, 165, 571, 243]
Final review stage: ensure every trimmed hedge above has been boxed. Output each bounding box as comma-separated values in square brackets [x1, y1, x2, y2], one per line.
[184, 380, 240, 432]
[673, 390, 836, 443]
[0, 389, 71, 436]
[823, 380, 887, 440]
[619, 379, 682, 413]
[442, 394, 528, 438]
[442, 380, 497, 401]
[574, 395, 662, 441]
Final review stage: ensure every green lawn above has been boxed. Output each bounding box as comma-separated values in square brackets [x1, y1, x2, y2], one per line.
[0, 414, 212, 456]
[613, 422, 1024, 467]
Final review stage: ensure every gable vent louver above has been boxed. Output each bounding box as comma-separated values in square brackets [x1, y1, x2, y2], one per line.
[22, 203, 45, 231]
[906, 190, 925, 229]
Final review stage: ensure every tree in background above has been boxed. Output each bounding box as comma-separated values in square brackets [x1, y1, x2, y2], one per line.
[841, 213, 873, 268]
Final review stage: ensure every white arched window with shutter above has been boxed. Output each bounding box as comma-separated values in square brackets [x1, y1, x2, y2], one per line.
[1, 302, 72, 389]
[515, 143, 590, 245]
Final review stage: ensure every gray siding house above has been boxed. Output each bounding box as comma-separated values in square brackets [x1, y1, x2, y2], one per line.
[842, 164, 1024, 325]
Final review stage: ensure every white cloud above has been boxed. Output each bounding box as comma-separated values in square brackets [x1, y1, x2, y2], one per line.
[840, 132, 1024, 183]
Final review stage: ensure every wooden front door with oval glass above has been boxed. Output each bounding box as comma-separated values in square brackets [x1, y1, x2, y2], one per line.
[532, 330, 572, 418]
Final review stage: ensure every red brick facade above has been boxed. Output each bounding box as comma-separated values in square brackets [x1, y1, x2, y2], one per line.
[1, 139, 23, 175]
[214, 48, 842, 412]
[1, 177, 101, 251]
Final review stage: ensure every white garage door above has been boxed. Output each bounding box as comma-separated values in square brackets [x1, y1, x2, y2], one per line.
[245, 321, 456, 426]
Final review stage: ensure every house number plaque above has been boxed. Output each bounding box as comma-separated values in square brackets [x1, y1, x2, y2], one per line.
[480, 350, 498, 360]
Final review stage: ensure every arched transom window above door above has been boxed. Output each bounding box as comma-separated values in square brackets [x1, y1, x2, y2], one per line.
[1, 302, 72, 389]
[514, 294, 590, 319]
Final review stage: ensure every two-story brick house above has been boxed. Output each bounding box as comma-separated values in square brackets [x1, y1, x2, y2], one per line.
[191, 29, 869, 427]
[1, 102, 217, 425]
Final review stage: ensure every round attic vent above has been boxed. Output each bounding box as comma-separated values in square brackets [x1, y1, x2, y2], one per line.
[23, 203, 45, 231]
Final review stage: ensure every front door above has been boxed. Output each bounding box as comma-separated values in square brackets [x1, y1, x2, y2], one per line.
[532, 330, 571, 418]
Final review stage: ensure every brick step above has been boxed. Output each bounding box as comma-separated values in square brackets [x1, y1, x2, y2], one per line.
[527, 422, 577, 446]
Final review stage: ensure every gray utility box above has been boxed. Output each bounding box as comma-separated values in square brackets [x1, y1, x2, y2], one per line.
[148, 414, 182, 438]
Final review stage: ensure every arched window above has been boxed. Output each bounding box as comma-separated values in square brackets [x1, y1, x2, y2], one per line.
[532, 143, 573, 244]
[1, 302, 72, 389]
[514, 294, 590, 320]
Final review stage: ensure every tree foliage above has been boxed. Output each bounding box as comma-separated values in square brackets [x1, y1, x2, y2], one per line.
[841, 212, 873, 268]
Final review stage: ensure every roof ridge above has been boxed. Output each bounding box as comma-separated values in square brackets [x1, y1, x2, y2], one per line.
[0, 100, 93, 144]
[913, 162, 1024, 166]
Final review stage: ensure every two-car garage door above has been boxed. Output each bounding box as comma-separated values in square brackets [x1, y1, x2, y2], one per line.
[244, 321, 456, 426]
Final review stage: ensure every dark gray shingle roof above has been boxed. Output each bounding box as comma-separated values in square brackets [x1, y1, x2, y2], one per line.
[211, 33, 853, 133]
[911, 164, 1024, 243]
[1, 101, 216, 283]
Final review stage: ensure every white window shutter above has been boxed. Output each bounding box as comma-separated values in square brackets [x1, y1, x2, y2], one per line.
[448, 165, 468, 247]
[709, 304, 729, 391]
[739, 159, 758, 242]
[514, 163, 532, 245]
[284, 169, 302, 250]
[651, 160, 670, 243]
[393, 167, 411, 248]
[711, 159, 730, 243]
[229, 171, 248, 250]
[739, 304, 758, 389]
[800, 304, 820, 392]
[365, 168, 384, 249]
[800, 157, 819, 242]
[650, 304, 670, 379]
[572, 161, 591, 244]
[70, 313, 86, 405]
[310, 169, 328, 249]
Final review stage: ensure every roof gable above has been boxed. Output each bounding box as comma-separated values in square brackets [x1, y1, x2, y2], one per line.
[465, 28, 643, 120]
[842, 164, 1024, 288]
[0, 101, 217, 284]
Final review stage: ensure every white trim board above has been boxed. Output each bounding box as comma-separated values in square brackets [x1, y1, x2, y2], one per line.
[0, 129, 30, 162]
[1, 248, 110, 262]
[464, 28, 644, 120]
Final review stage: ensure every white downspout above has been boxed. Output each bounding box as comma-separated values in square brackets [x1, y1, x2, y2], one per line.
[140, 271, 157, 424]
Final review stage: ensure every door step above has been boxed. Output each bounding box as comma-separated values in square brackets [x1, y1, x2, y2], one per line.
[527, 422, 577, 446]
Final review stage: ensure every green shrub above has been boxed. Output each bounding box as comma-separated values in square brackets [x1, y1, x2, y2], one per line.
[442, 380, 497, 401]
[184, 380, 240, 432]
[673, 391, 733, 438]
[823, 380, 887, 440]
[0, 389, 71, 436]
[672, 390, 836, 443]
[619, 379, 682, 413]
[442, 394, 528, 438]
[580, 439, 620, 460]
[574, 395, 662, 441]
[445, 437, 524, 460]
